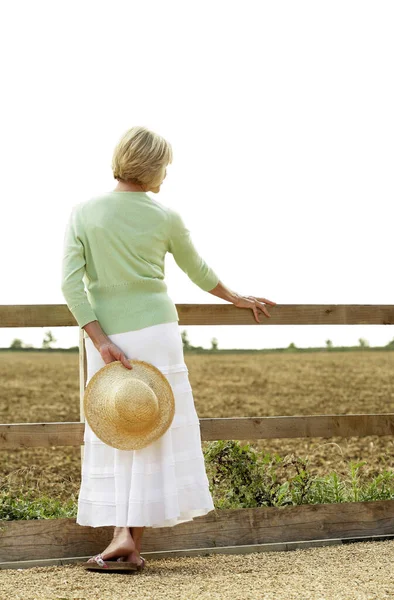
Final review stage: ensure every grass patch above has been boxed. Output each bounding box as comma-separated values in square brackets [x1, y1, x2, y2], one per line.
[1, 441, 394, 520]
[204, 440, 394, 508]
[0, 488, 77, 520]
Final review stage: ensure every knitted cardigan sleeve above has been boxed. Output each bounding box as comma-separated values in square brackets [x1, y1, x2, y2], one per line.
[61, 205, 97, 329]
[167, 208, 219, 292]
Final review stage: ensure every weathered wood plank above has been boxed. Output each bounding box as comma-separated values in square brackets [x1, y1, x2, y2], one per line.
[1, 500, 394, 562]
[1, 414, 394, 449]
[201, 413, 394, 440]
[1, 303, 394, 327]
[0, 422, 84, 448]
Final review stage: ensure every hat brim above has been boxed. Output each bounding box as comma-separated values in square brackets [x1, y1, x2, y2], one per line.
[83, 359, 175, 450]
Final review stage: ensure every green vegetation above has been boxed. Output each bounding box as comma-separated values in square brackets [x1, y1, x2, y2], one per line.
[204, 441, 394, 508]
[0, 488, 77, 521]
[1, 441, 393, 520]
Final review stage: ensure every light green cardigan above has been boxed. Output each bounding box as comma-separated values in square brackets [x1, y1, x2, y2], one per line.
[61, 191, 219, 336]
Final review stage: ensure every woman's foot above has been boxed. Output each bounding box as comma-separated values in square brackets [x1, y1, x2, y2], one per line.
[118, 549, 144, 567]
[87, 527, 136, 563]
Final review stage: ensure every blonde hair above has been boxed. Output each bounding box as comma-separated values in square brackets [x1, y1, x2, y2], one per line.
[111, 126, 173, 188]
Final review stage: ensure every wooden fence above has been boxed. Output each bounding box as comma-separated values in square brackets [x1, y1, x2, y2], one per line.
[0, 303, 394, 569]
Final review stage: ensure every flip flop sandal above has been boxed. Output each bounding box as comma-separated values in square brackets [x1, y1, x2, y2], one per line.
[117, 555, 146, 571]
[81, 553, 139, 572]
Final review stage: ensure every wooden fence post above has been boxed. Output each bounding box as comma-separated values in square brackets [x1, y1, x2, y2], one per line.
[78, 328, 87, 464]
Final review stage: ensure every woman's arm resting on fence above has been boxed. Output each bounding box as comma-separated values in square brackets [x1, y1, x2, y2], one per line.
[167, 208, 222, 292]
[206, 280, 240, 304]
[167, 209, 241, 304]
[166, 209, 275, 319]
[208, 282, 276, 321]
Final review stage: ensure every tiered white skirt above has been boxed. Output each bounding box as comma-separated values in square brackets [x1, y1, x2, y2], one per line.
[76, 321, 215, 528]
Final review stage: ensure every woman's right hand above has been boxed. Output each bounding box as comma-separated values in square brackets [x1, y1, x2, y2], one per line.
[98, 340, 133, 369]
[233, 294, 276, 323]
[84, 321, 133, 369]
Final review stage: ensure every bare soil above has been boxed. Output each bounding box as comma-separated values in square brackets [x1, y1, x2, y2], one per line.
[1, 351, 393, 501]
[1, 350, 394, 597]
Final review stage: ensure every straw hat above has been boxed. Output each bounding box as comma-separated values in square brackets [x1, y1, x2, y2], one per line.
[83, 359, 175, 450]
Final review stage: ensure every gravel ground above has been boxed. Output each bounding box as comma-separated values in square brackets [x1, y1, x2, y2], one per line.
[1, 540, 394, 600]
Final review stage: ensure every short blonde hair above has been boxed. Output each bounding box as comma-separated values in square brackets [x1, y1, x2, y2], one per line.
[111, 126, 173, 188]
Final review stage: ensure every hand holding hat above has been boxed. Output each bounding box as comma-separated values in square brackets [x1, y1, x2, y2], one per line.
[98, 339, 134, 370]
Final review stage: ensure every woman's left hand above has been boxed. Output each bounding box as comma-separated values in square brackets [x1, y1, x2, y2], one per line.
[98, 340, 133, 369]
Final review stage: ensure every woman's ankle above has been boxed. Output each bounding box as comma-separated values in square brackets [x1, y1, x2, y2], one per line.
[113, 526, 132, 539]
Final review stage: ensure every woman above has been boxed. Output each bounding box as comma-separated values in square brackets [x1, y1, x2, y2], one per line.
[61, 125, 276, 570]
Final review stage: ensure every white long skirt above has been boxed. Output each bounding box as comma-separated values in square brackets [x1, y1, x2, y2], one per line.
[76, 321, 215, 528]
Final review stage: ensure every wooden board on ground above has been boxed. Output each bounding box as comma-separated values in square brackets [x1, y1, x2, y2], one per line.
[1, 500, 394, 564]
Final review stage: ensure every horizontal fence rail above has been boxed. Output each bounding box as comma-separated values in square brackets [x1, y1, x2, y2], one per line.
[1, 414, 394, 449]
[2, 500, 394, 564]
[1, 303, 394, 327]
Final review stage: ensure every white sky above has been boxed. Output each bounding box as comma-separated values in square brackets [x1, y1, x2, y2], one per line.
[1, 0, 393, 350]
